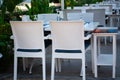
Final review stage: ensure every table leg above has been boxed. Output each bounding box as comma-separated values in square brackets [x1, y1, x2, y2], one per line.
[112, 35, 116, 78]
[94, 35, 98, 78]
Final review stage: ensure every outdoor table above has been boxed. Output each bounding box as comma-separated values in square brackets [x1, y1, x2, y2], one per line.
[92, 27, 118, 78]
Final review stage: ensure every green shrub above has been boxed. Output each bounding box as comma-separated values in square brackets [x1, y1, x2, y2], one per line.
[0, 23, 13, 73]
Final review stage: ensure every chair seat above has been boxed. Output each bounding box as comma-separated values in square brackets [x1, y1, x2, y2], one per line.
[17, 49, 42, 52]
[54, 40, 90, 53]
[55, 49, 82, 53]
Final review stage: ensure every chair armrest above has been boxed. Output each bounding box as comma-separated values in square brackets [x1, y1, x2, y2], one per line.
[84, 31, 92, 40]
[44, 34, 52, 40]
[84, 34, 92, 40]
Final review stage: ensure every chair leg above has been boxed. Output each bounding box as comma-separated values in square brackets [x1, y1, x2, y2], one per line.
[112, 35, 116, 78]
[98, 37, 101, 56]
[29, 59, 36, 74]
[14, 56, 17, 80]
[94, 36, 98, 78]
[55, 59, 61, 72]
[104, 37, 107, 45]
[58, 59, 61, 72]
[94, 56, 98, 77]
[51, 57, 55, 80]
[91, 36, 95, 74]
[113, 64, 116, 78]
[80, 66, 83, 76]
[55, 58, 61, 72]
[82, 58, 86, 80]
[55, 59, 58, 72]
[29, 58, 42, 74]
[42, 57, 46, 80]
[22, 58, 26, 71]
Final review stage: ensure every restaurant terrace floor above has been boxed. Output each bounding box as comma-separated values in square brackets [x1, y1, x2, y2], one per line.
[0, 31, 120, 80]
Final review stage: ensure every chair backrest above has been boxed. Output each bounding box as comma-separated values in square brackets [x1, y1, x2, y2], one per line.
[67, 6, 90, 10]
[22, 15, 31, 21]
[22, 14, 58, 22]
[99, 4, 112, 14]
[22, 15, 38, 21]
[67, 13, 94, 22]
[10, 21, 45, 51]
[50, 21, 85, 51]
[37, 14, 58, 23]
[86, 8, 105, 26]
[62, 9, 81, 20]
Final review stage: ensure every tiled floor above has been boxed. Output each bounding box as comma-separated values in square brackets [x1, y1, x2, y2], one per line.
[0, 34, 120, 80]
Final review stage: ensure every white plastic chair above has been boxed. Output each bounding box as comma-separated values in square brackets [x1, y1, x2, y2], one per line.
[67, 13, 94, 23]
[56, 12, 94, 73]
[99, 4, 113, 14]
[10, 21, 46, 80]
[86, 8, 106, 26]
[62, 9, 81, 20]
[50, 21, 86, 80]
[37, 13, 59, 22]
[22, 15, 31, 21]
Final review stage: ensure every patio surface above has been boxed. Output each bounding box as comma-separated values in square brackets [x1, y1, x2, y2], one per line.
[0, 32, 120, 80]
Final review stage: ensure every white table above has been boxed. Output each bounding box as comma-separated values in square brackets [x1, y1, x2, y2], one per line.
[44, 22, 99, 31]
[92, 27, 118, 78]
[84, 22, 99, 31]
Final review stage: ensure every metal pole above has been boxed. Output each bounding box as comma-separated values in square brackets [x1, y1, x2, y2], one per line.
[61, 0, 64, 10]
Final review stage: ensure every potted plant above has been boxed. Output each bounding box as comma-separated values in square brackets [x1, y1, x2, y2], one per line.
[0, 0, 23, 72]
[0, 22, 13, 72]
[64, 0, 76, 9]
[25, 0, 54, 21]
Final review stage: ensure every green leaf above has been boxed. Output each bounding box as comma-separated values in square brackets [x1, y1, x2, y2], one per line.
[0, 42, 6, 46]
